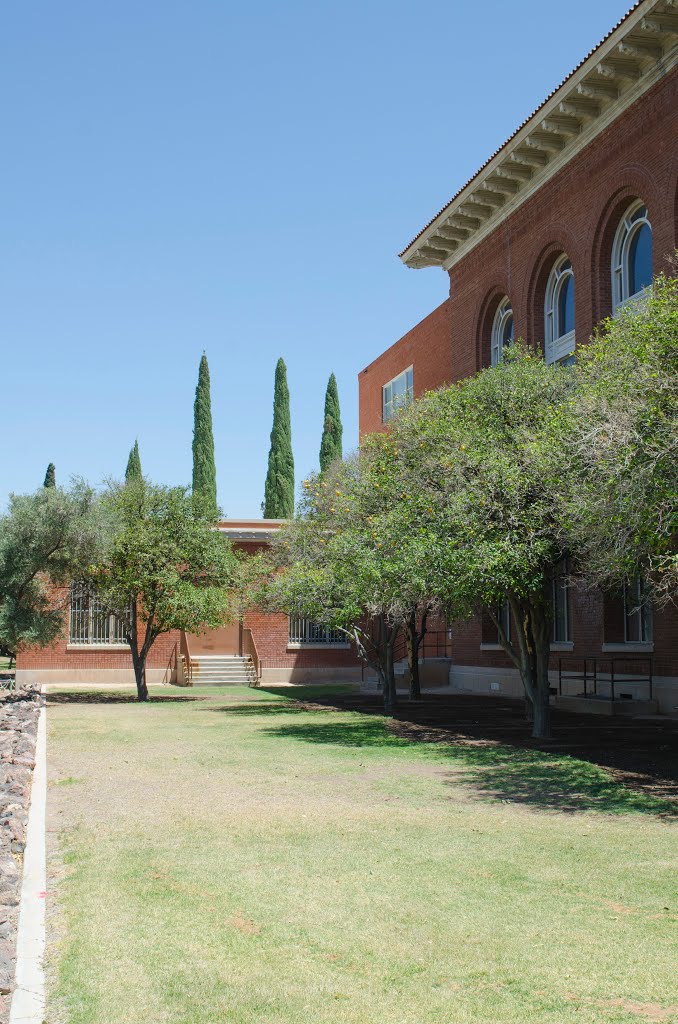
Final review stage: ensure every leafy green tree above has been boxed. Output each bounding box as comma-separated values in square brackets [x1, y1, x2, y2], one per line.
[192, 353, 218, 518]
[319, 372, 343, 473]
[270, 437, 443, 712]
[0, 483, 102, 656]
[264, 358, 295, 518]
[566, 268, 678, 606]
[43, 463, 56, 488]
[125, 440, 142, 482]
[392, 346, 574, 739]
[87, 481, 236, 700]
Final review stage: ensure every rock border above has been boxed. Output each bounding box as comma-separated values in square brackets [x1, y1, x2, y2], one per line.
[0, 689, 43, 1024]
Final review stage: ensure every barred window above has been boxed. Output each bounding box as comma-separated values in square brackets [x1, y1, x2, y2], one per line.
[288, 615, 345, 645]
[69, 583, 131, 645]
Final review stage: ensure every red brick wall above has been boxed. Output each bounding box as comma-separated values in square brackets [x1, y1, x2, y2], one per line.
[243, 607, 360, 673]
[449, 68, 678, 374]
[358, 69, 678, 679]
[16, 534, 362, 677]
[359, 300, 451, 437]
[16, 589, 177, 673]
[359, 68, 678, 437]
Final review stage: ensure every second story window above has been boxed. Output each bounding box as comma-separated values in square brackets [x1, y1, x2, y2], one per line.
[545, 256, 575, 365]
[491, 297, 514, 367]
[382, 366, 413, 423]
[612, 200, 652, 310]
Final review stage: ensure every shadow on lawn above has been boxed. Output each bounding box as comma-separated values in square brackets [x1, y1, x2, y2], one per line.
[209, 701, 338, 716]
[261, 717, 678, 817]
[47, 691, 206, 705]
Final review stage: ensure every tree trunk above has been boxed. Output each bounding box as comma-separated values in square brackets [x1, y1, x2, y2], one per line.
[406, 606, 427, 701]
[507, 595, 552, 740]
[133, 654, 149, 702]
[127, 604, 150, 702]
[383, 633, 398, 714]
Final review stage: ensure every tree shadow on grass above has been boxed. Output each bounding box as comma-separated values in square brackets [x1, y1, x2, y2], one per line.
[46, 691, 206, 705]
[208, 701, 339, 716]
[261, 718, 678, 817]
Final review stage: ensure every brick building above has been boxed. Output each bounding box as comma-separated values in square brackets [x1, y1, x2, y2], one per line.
[15, 520, 363, 688]
[359, 0, 678, 714]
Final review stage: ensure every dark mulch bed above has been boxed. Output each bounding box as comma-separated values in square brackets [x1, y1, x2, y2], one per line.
[297, 691, 678, 803]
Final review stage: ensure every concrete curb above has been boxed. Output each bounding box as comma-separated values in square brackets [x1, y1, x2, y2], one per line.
[9, 693, 46, 1023]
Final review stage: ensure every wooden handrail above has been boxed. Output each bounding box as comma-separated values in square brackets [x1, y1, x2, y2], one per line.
[242, 627, 261, 686]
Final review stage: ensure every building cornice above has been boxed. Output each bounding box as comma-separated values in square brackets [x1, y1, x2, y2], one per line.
[400, 0, 678, 272]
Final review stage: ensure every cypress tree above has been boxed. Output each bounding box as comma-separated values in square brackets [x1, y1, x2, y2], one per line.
[43, 463, 56, 488]
[264, 358, 295, 518]
[125, 440, 142, 482]
[319, 372, 343, 472]
[192, 353, 218, 517]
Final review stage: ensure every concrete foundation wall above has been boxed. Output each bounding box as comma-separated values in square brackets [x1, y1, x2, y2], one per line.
[260, 666, 363, 685]
[15, 668, 171, 687]
[449, 664, 678, 716]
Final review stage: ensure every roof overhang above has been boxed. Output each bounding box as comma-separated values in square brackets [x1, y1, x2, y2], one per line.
[400, 0, 678, 272]
[217, 519, 286, 542]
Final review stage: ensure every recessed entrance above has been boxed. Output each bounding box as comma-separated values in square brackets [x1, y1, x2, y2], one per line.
[186, 622, 242, 656]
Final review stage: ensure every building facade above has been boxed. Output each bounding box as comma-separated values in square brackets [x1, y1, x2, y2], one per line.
[15, 520, 363, 688]
[359, 0, 678, 714]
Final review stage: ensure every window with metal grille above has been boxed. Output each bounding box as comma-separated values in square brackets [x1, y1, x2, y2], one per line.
[69, 583, 131, 645]
[288, 616, 345, 645]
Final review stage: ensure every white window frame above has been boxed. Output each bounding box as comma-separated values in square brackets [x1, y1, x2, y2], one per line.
[288, 615, 348, 648]
[382, 366, 413, 423]
[612, 200, 652, 311]
[491, 297, 513, 367]
[623, 578, 652, 645]
[68, 583, 131, 646]
[544, 255, 575, 365]
[552, 561, 570, 644]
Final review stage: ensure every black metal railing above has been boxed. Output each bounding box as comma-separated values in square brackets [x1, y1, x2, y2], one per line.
[557, 655, 653, 702]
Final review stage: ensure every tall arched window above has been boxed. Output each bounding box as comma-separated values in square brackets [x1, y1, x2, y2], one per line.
[490, 297, 513, 367]
[611, 200, 652, 309]
[544, 255, 575, 365]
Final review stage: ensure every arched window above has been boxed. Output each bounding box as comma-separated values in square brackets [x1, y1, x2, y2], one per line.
[612, 200, 652, 309]
[490, 297, 514, 367]
[544, 255, 575, 365]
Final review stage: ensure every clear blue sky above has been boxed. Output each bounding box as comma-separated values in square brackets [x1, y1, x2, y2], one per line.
[0, 0, 628, 516]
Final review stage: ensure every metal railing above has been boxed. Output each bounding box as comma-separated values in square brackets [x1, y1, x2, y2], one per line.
[180, 631, 193, 685]
[558, 655, 653, 702]
[242, 627, 261, 686]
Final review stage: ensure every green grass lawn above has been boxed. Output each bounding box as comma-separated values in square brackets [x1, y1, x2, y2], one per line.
[47, 685, 678, 1024]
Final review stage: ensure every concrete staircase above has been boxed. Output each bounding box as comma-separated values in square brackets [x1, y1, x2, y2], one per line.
[190, 655, 257, 687]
